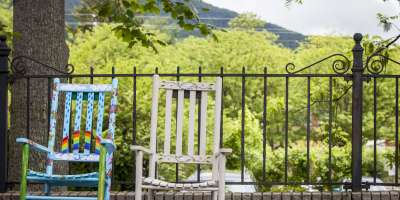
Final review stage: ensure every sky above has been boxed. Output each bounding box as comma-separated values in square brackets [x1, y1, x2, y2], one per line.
[204, 0, 400, 38]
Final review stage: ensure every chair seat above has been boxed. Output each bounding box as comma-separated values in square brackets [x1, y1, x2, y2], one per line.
[142, 177, 218, 190]
[27, 170, 99, 187]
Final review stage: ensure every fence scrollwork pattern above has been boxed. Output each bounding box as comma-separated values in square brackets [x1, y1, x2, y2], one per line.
[10, 55, 74, 75]
[285, 53, 351, 74]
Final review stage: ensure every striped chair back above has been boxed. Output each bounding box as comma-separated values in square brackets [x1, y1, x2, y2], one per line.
[148, 75, 222, 178]
[46, 78, 118, 168]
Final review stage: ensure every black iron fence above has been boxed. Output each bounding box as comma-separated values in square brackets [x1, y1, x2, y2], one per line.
[1, 33, 400, 192]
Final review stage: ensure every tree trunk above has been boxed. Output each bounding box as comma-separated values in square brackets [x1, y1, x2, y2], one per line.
[8, 0, 69, 189]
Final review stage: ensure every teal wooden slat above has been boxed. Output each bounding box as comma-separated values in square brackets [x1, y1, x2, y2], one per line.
[62, 92, 72, 153]
[71, 93, 100, 101]
[95, 92, 105, 154]
[84, 92, 94, 154]
[57, 83, 112, 92]
[73, 92, 83, 154]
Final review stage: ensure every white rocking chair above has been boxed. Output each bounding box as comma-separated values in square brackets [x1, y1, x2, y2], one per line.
[132, 75, 231, 200]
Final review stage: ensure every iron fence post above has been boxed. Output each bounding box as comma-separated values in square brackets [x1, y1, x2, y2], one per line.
[0, 36, 10, 192]
[351, 33, 364, 192]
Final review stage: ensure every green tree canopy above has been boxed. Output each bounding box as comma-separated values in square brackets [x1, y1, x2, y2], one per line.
[228, 13, 266, 30]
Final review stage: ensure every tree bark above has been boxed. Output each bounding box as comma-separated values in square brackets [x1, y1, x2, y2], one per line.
[9, 0, 69, 189]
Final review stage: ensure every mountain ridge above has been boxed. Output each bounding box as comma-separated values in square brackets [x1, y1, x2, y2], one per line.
[65, 0, 306, 49]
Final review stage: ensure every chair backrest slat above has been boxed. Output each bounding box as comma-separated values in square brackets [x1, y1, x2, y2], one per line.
[61, 92, 72, 153]
[175, 90, 184, 156]
[84, 92, 95, 154]
[159, 81, 214, 91]
[73, 92, 84, 154]
[163, 90, 172, 155]
[95, 92, 105, 154]
[58, 83, 112, 92]
[187, 91, 196, 156]
[149, 76, 160, 178]
[199, 91, 208, 156]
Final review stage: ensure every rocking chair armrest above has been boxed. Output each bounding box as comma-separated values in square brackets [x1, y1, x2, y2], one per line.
[16, 138, 51, 154]
[130, 145, 153, 155]
[215, 148, 232, 157]
[100, 139, 116, 153]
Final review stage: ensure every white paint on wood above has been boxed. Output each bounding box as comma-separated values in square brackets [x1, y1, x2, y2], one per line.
[158, 154, 212, 164]
[160, 81, 215, 91]
[164, 90, 173, 155]
[213, 78, 222, 153]
[149, 75, 160, 178]
[199, 92, 208, 156]
[218, 154, 227, 200]
[135, 76, 229, 200]
[188, 91, 196, 156]
[176, 90, 184, 156]
[135, 150, 143, 200]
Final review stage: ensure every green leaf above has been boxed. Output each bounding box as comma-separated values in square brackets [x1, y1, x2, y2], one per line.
[98, 2, 113, 17]
[122, 0, 130, 8]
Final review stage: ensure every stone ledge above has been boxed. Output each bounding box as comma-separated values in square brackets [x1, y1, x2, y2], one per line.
[0, 191, 398, 200]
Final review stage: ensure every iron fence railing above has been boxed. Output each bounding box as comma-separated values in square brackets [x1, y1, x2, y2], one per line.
[1, 33, 400, 192]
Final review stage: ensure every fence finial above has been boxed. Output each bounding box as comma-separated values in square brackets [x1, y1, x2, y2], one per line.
[353, 33, 363, 50]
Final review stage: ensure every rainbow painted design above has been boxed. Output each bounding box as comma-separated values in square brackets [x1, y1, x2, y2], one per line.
[72, 131, 80, 152]
[84, 131, 91, 151]
[61, 136, 69, 153]
[95, 136, 101, 154]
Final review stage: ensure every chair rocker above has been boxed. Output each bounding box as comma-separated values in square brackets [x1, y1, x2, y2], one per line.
[17, 78, 118, 200]
[132, 75, 231, 200]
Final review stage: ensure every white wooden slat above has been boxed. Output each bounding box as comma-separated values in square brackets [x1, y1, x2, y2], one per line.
[159, 81, 215, 91]
[175, 90, 184, 156]
[158, 154, 213, 164]
[187, 91, 196, 156]
[164, 90, 173, 155]
[149, 75, 160, 178]
[213, 77, 222, 153]
[199, 91, 208, 156]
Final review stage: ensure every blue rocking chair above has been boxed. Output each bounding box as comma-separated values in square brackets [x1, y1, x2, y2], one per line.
[17, 78, 118, 200]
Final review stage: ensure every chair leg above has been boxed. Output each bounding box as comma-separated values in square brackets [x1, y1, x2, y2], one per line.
[147, 189, 153, 200]
[20, 144, 29, 200]
[212, 191, 218, 200]
[218, 155, 227, 200]
[98, 146, 107, 200]
[44, 184, 51, 195]
[105, 152, 113, 200]
[104, 177, 111, 200]
[135, 151, 143, 200]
